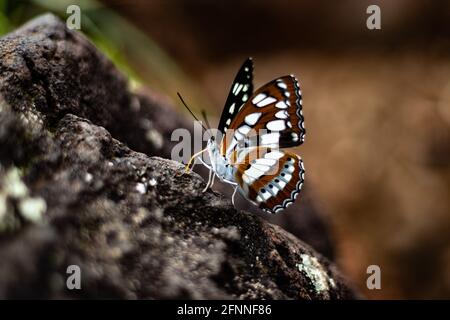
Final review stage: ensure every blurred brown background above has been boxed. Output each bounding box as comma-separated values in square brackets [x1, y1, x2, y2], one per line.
[5, 0, 448, 299]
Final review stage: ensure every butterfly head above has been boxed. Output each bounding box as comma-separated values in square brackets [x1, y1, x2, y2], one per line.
[206, 136, 218, 159]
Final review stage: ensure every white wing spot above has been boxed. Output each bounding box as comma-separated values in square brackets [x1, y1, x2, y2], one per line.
[229, 103, 235, 114]
[232, 83, 239, 94]
[275, 101, 288, 109]
[256, 96, 277, 107]
[260, 132, 280, 145]
[244, 166, 265, 183]
[267, 120, 286, 131]
[274, 178, 286, 189]
[254, 158, 277, 167]
[234, 84, 243, 95]
[284, 164, 295, 174]
[252, 93, 266, 104]
[281, 173, 292, 183]
[252, 163, 271, 172]
[235, 131, 244, 141]
[291, 132, 299, 142]
[258, 189, 271, 201]
[266, 183, 280, 197]
[238, 125, 251, 135]
[244, 112, 262, 126]
[275, 110, 289, 119]
[265, 150, 284, 160]
[277, 81, 287, 89]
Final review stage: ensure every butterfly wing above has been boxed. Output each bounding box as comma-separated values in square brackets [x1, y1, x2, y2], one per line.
[233, 147, 305, 214]
[220, 75, 305, 157]
[217, 58, 254, 134]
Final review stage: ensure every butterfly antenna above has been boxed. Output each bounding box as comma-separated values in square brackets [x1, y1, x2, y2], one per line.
[177, 92, 208, 132]
[201, 109, 211, 130]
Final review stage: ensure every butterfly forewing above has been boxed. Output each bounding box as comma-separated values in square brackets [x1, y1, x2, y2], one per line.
[233, 147, 305, 214]
[220, 75, 305, 156]
[217, 58, 254, 134]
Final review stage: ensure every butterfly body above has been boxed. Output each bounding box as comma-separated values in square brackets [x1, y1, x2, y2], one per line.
[188, 58, 306, 214]
[206, 137, 236, 184]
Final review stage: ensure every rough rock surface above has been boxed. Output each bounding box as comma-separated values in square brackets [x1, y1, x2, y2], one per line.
[0, 14, 356, 299]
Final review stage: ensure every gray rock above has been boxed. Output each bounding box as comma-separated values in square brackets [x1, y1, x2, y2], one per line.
[0, 14, 356, 299]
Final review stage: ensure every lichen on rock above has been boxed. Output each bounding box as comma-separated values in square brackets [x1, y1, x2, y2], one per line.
[296, 254, 336, 299]
[0, 166, 47, 231]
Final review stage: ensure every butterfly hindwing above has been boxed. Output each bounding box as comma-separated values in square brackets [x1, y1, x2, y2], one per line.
[217, 58, 254, 134]
[220, 75, 305, 156]
[233, 147, 305, 214]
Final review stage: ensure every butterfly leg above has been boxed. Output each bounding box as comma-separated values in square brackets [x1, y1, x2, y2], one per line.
[231, 186, 238, 206]
[184, 148, 207, 174]
[202, 168, 213, 192]
[210, 173, 216, 188]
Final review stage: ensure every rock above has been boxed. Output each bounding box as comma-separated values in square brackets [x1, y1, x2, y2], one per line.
[0, 13, 189, 159]
[0, 14, 356, 299]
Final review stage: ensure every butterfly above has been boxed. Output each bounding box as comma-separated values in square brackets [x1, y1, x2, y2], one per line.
[185, 57, 305, 214]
